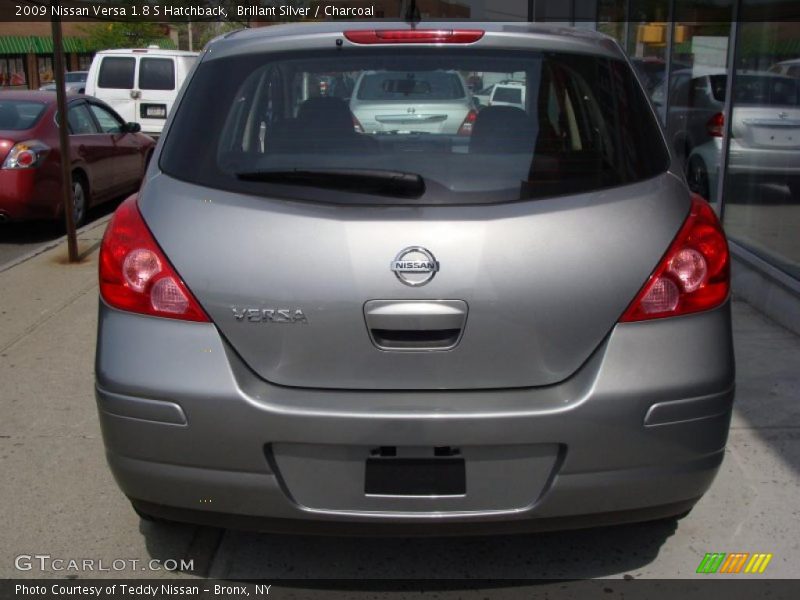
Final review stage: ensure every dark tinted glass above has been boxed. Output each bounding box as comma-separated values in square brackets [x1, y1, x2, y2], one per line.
[493, 87, 522, 103]
[161, 49, 670, 206]
[98, 57, 135, 89]
[139, 58, 175, 91]
[67, 104, 98, 134]
[356, 71, 465, 101]
[734, 75, 800, 106]
[89, 104, 123, 133]
[711, 74, 800, 106]
[0, 100, 46, 130]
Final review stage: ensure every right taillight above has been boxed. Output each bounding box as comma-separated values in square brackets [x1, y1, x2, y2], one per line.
[1, 139, 50, 169]
[99, 195, 209, 322]
[620, 194, 729, 322]
[707, 112, 725, 137]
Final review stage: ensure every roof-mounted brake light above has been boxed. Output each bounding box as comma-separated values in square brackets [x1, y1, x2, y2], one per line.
[344, 30, 484, 45]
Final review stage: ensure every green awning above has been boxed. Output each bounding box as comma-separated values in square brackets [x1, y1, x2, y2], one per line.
[30, 37, 52, 54]
[63, 37, 90, 53]
[0, 35, 176, 55]
[0, 36, 35, 54]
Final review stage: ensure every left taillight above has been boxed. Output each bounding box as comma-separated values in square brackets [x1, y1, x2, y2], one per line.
[620, 194, 730, 322]
[707, 112, 725, 137]
[457, 109, 478, 136]
[99, 196, 209, 322]
[1, 139, 50, 169]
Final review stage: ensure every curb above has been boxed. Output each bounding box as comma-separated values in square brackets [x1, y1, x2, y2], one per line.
[0, 215, 112, 275]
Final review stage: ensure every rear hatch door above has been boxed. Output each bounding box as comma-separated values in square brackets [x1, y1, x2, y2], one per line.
[140, 172, 689, 390]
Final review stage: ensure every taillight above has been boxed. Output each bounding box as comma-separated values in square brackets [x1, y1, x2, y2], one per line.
[620, 194, 729, 322]
[344, 29, 484, 45]
[99, 196, 209, 322]
[0, 139, 13, 163]
[457, 109, 478, 136]
[707, 112, 725, 137]
[352, 113, 365, 134]
[1, 139, 50, 169]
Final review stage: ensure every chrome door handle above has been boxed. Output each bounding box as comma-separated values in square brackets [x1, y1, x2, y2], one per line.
[364, 300, 468, 351]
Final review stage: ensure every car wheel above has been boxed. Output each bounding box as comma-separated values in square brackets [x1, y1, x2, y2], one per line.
[71, 175, 88, 228]
[686, 156, 710, 200]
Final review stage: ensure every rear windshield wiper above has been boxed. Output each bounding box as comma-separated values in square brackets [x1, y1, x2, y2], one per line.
[235, 168, 425, 199]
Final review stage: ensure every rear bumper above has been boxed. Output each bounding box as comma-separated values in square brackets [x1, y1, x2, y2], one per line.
[95, 300, 735, 532]
[0, 169, 59, 221]
[693, 138, 800, 177]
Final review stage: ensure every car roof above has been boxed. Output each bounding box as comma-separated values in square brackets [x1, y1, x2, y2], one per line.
[207, 22, 622, 61]
[0, 90, 80, 103]
[94, 48, 198, 56]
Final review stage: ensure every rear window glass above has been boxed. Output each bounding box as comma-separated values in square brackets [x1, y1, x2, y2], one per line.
[65, 72, 87, 83]
[98, 57, 135, 89]
[710, 75, 727, 102]
[493, 86, 522, 103]
[356, 71, 465, 101]
[711, 74, 800, 106]
[139, 58, 175, 91]
[161, 49, 669, 206]
[735, 75, 800, 106]
[0, 100, 46, 130]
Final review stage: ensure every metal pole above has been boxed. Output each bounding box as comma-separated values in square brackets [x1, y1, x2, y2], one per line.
[663, 0, 674, 140]
[50, 1, 77, 262]
[715, 0, 741, 221]
[623, 0, 632, 54]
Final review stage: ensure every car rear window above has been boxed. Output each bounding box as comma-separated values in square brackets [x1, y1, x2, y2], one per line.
[161, 48, 669, 205]
[0, 100, 47, 130]
[356, 71, 465, 101]
[493, 86, 522, 103]
[711, 74, 800, 106]
[139, 58, 175, 91]
[98, 57, 135, 89]
[734, 75, 800, 106]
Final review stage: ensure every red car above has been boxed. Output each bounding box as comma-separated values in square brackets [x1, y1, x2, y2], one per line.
[0, 91, 155, 226]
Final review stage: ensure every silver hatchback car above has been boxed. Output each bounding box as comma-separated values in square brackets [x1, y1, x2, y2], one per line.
[95, 23, 735, 533]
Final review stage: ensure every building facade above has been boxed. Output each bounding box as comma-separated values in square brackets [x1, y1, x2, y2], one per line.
[0, 22, 177, 90]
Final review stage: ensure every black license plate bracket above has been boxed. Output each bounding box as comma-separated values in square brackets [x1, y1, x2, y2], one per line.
[364, 457, 466, 496]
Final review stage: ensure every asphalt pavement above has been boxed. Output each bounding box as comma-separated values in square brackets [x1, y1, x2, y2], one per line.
[0, 221, 798, 582]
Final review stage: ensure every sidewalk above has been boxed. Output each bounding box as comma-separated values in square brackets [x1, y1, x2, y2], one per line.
[1, 225, 798, 579]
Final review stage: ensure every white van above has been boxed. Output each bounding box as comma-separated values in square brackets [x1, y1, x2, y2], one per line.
[85, 48, 198, 137]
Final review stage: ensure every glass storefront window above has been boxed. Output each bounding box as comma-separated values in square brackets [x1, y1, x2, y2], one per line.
[78, 54, 93, 71]
[0, 56, 27, 88]
[665, 5, 733, 205]
[37, 56, 54, 85]
[722, 16, 800, 280]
